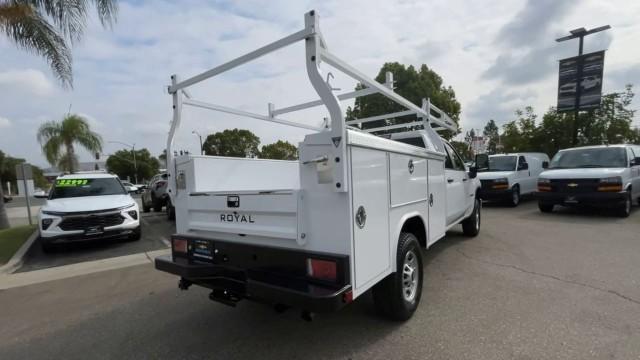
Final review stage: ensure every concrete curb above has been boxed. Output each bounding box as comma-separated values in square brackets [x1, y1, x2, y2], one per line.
[0, 229, 39, 275]
[0, 248, 170, 290]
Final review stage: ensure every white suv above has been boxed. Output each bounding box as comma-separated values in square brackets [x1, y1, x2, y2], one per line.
[38, 173, 141, 251]
[535, 144, 640, 217]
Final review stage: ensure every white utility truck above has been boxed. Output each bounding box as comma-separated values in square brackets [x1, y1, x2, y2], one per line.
[155, 10, 483, 320]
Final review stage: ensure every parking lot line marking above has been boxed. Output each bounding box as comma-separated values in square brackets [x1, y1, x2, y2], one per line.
[0, 248, 170, 290]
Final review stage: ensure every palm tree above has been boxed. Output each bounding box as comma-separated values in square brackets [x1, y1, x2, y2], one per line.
[0, 0, 118, 88]
[37, 114, 103, 173]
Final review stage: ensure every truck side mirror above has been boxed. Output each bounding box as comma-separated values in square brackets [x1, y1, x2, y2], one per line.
[542, 161, 549, 169]
[475, 153, 489, 171]
[468, 166, 478, 179]
[630, 157, 640, 167]
[518, 163, 529, 170]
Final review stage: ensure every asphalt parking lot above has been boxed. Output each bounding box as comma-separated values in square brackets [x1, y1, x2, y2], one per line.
[17, 206, 174, 272]
[0, 199, 639, 359]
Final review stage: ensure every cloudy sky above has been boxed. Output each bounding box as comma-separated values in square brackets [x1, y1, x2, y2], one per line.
[1, 0, 638, 168]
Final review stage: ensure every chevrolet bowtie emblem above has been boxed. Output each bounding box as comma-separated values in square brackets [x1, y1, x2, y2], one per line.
[567, 183, 578, 187]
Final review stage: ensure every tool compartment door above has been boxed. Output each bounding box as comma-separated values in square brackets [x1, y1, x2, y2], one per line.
[350, 146, 390, 290]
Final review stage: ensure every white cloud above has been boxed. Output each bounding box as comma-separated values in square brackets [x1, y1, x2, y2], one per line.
[0, 69, 54, 96]
[0, 116, 11, 128]
[0, 0, 638, 166]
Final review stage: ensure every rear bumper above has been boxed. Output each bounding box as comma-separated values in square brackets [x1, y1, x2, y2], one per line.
[155, 236, 352, 313]
[535, 191, 628, 207]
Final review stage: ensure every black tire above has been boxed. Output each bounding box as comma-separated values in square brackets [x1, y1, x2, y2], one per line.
[508, 185, 520, 207]
[462, 198, 481, 237]
[141, 197, 151, 213]
[616, 192, 632, 218]
[167, 202, 176, 221]
[538, 201, 554, 213]
[372, 232, 423, 321]
[129, 226, 142, 241]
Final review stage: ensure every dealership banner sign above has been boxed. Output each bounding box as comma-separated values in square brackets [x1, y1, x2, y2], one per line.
[557, 50, 605, 112]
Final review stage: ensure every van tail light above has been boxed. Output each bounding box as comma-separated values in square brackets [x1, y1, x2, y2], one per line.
[173, 238, 188, 253]
[306, 258, 337, 282]
[156, 181, 167, 190]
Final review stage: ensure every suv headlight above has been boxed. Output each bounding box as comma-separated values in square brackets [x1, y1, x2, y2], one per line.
[597, 177, 623, 192]
[41, 218, 53, 230]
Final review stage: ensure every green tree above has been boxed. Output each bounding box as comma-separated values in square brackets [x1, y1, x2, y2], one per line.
[202, 129, 260, 158]
[0, 151, 48, 229]
[450, 141, 472, 161]
[0, 0, 118, 87]
[483, 119, 500, 154]
[260, 140, 298, 160]
[106, 148, 160, 183]
[500, 107, 538, 153]
[37, 114, 103, 173]
[346, 62, 461, 139]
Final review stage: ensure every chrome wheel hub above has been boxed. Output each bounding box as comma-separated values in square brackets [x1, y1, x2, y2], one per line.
[402, 250, 419, 302]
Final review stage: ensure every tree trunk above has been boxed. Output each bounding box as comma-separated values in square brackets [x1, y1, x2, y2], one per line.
[0, 176, 10, 229]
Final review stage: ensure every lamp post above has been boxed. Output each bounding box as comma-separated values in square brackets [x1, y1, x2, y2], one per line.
[556, 25, 610, 146]
[109, 141, 138, 184]
[192, 130, 204, 155]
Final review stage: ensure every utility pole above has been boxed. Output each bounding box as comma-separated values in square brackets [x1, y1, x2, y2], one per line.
[556, 25, 610, 146]
[192, 130, 204, 155]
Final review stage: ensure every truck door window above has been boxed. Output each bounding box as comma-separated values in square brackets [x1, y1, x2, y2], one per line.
[518, 156, 527, 170]
[444, 143, 465, 171]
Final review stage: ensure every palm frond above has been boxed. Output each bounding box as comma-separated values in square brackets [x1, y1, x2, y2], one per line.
[91, 0, 117, 28]
[0, 2, 73, 87]
[22, 0, 88, 42]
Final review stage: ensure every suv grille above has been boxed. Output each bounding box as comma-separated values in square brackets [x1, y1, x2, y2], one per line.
[58, 213, 124, 231]
[550, 179, 599, 193]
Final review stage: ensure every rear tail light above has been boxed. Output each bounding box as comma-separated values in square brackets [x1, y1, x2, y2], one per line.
[173, 238, 188, 253]
[156, 181, 167, 189]
[306, 258, 337, 282]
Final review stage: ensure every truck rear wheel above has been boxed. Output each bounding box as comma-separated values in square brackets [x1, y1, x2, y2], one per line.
[462, 198, 481, 237]
[372, 232, 423, 321]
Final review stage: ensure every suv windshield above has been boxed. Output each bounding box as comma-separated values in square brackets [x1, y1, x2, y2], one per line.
[550, 147, 626, 169]
[480, 156, 517, 172]
[50, 178, 126, 199]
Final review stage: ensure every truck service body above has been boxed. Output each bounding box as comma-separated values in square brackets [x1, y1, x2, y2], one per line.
[155, 11, 482, 320]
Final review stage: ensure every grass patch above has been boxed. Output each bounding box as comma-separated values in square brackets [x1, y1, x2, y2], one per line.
[0, 225, 37, 266]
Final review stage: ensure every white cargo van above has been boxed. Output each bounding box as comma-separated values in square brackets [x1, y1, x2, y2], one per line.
[535, 144, 640, 217]
[155, 11, 483, 320]
[477, 153, 550, 206]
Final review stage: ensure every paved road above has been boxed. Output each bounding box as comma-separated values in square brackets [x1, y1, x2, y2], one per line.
[1, 200, 639, 359]
[17, 209, 173, 272]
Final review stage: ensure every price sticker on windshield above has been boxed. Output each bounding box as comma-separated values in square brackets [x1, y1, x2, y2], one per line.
[56, 179, 89, 187]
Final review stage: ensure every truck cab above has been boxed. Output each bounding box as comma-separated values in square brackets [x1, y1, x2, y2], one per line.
[536, 144, 640, 217]
[155, 10, 483, 321]
[477, 152, 550, 206]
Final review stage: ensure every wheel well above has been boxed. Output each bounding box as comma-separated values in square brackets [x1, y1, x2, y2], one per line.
[401, 216, 426, 248]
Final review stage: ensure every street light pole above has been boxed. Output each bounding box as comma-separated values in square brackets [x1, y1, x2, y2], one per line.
[556, 25, 610, 146]
[108, 140, 138, 184]
[192, 130, 204, 155]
